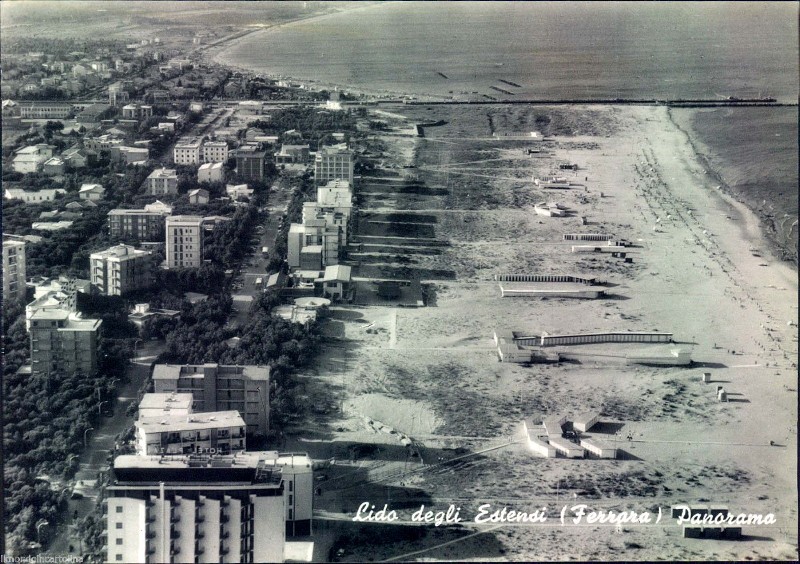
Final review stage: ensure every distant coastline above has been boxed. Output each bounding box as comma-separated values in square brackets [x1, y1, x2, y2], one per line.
[202, 2, 798, 270]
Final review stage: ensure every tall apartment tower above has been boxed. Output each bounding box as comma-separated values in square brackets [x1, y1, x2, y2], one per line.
[313, 144, 354, 186]
[152, 364, 270, 436]
[90, 245, 153, 296]
[3, 237, 27, 303]
[234, 146, 267, 182]
[107, 453, 287, 563]
[29, 309, 101, 377]
[165, 216, 204, 269]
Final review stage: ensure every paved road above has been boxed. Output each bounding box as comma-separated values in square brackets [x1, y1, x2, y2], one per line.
[41, 340, 165, 558]
[228, 181, 293, 329]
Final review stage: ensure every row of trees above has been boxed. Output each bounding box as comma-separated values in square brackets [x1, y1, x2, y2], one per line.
[3, 302, 131, 554]
[248, 105, 356, 146]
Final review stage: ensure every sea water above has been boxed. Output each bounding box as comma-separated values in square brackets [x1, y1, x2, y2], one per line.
[217, 1, 799, 102]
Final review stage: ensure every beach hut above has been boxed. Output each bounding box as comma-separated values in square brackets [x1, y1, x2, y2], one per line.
[580, 438, 617, 459]
[548, 436, 585, 458]
[573, 412, 600, 433]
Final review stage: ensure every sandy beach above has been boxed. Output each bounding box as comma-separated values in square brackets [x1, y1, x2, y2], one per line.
[200, 11, 797, 560]
[286, 102, 797, 561]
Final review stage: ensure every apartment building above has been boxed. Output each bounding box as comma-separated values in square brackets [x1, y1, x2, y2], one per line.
[29, 308, 101, 377]
[107, 452, 286, 563]
[165, 216, 204, 268]
[152, 364, 269, 436]
[234, 146, 267, 182]
[202, 141, 228, 164]
[287, 220, 340, 270]
[197, 162, 224, 184]
[90, 245, 153, 296]
[108, 208, 170, 242]
[135, 411, 247, 456]
[3, 237, 26, 304]
[146, 168, 179, 196]
[313, 144, 354, 185]
[173, 138, 204, 166]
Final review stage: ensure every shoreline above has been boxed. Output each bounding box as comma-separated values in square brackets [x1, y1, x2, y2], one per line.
[315, 103, 797, 560]
[199, 6, 798, 273]
[667, 108, 799, 269]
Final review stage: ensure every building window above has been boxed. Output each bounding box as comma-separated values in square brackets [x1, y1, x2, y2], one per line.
[116, 522, 123, 529]
[115, 555, 123, 561]
[116, 538, 123, 545]
[116, 506, 123, 513]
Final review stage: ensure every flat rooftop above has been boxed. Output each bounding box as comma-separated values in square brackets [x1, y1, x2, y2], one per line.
[136, 410, 245, 433]
[138, 392, 194, 412]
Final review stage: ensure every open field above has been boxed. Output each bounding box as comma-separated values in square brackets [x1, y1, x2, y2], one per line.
[291, 103, 798, 561]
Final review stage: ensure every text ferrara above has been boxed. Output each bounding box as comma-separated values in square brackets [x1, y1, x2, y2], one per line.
[353, 503, 663, 525]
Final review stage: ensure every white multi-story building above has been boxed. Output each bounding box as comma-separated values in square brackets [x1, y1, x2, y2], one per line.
[107, 452, 288, 563]
[146, 168, 178, 196]
[135, 410, 247, 456]
[201, 141, 228, 164]
[314, 144, 354, 186]
[197, 162, 224, 184]
[288, 179, 354, 269]
[165, 216, 204, 268]
[29, 308, 101, 377]
[3, 237, 26, 304]
[152, 364, 270, 436]
[173, 137, 204, 166]
[90, 245, 153, 296]
[287, 220, 340, 270]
